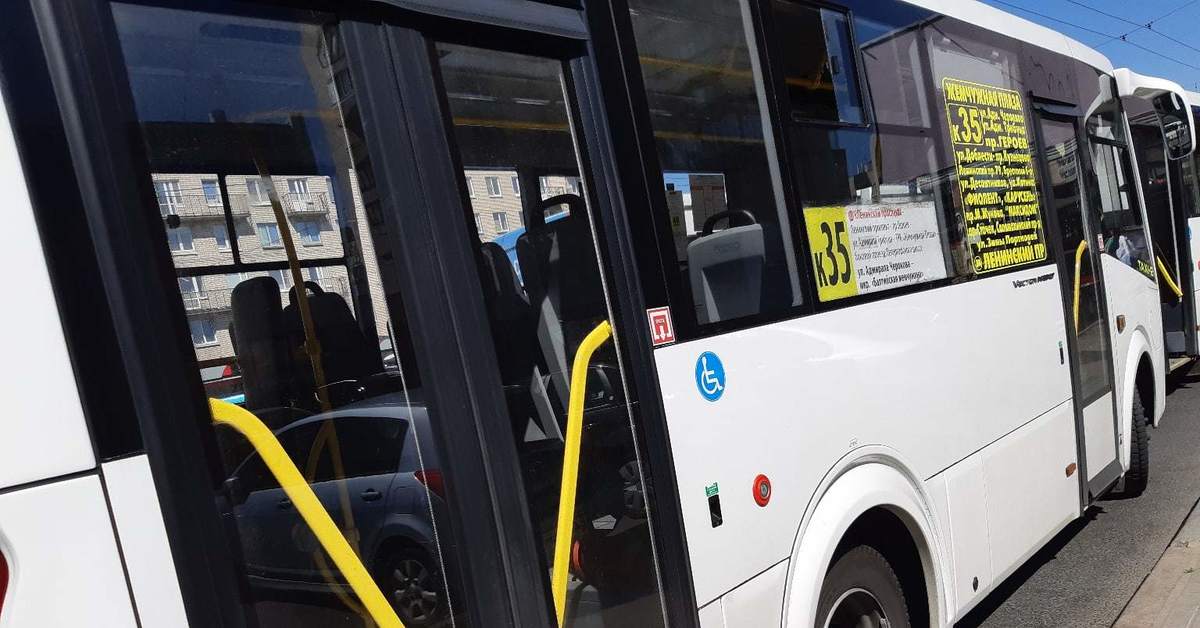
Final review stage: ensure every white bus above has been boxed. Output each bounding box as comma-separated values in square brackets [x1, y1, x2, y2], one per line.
[1128, 79, 1200, 372]
[0, 1, 1190, 627]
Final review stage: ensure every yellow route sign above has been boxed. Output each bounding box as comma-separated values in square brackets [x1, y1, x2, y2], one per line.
[943, 77, 1048, 274]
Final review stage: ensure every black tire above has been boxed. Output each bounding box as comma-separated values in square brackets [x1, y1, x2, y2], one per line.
[1125, 388, 1151, 496]
[374, 545, 448, 627]
[816, 545, 911, 628]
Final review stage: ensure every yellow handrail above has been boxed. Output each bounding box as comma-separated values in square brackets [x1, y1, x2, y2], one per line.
[209, 398, 404, 628]
[1158, 256, 1185, 300]
[551, 320, 613, 627]
[1074, 240, 1087, 333]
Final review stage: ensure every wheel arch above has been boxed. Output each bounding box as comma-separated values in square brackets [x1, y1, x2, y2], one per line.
[782, 449, 949, 628]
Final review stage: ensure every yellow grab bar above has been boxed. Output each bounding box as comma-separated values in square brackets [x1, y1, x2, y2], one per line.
[1158, 256, 1184, 300]
[551, 320, 613, 627]
[1073, 240, 1087, 333]
[209, 398, 404, 628]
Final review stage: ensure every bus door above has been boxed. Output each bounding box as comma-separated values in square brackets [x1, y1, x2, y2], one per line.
[64, 2, 681, 627]
[1181, 142, 1200, 353]
[1131, 117, 1193, 357]
[1168, 124, 1200, 359]
[1035, 109, 1123, 498]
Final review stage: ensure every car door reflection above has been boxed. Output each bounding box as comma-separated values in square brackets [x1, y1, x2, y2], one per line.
[223, 398, 451, 626]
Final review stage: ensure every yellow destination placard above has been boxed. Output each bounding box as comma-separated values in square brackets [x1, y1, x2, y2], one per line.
[943, 77, 1048, 273]
[805, 205, 859, 301]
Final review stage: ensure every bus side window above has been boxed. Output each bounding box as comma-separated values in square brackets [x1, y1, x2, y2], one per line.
[775, 4, 979, 305]
[628, 0, 806, 331]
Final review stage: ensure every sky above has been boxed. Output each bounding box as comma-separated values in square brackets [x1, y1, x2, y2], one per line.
[977, 0, 1200, 92]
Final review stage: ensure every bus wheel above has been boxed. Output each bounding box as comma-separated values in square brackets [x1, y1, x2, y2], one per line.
[1125, 388, 1150, 496]
[816, 545, 910, 628]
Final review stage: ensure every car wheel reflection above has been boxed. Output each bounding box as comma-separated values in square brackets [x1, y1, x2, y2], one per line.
[375, 546, 445, 626]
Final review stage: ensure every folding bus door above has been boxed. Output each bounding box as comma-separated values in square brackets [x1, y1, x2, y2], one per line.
[1035, 109, 1123, 499]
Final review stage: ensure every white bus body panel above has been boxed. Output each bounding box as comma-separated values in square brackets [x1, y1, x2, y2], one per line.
[0, 83, 142, 627]
[1102, 258, 1166, 475]
[903, 0, 1112, 73]
[1081, 392, 1117, 478]
[103, 455, 188, 627]
[0, 81, 95, 490]
[653, 264, 1075, 611]
[721, 559, 788, 627]
[0, 476, 136, 627]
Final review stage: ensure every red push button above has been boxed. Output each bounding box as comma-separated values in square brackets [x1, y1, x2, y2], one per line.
[753, 474, 771, 507]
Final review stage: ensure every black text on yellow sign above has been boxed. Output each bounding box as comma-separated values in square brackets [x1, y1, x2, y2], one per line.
[943, 77, 1048, 274]
[805, 206, 859, 301]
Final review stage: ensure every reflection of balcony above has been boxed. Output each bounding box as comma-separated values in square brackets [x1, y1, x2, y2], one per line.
[180, 289, 232, 313]
[227, 192, 332, 216]
[159, 194, 246, 219]
[283, 192, 332, 215]
[227, 194, 275, 217]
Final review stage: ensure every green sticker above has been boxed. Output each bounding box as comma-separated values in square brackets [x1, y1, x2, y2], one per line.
[705, 482, 719, 498]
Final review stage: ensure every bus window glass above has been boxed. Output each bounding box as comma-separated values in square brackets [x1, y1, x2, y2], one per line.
[438, 42, 667, 626]
[1041, 117, 1110, 403]
[629, 0, 804, 329]
[781, 10, 989, 304]
[1088, 94, 1154, 278]
[112, 4, 467, 626]
[1180, 153, 1200, 217]
[774, 1, 865, 125]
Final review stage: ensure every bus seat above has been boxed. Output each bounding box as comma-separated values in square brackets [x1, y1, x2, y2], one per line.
[282, 281, 380, 404]
[479, 242, 538, 384]
[687, 210, 765, 324]
[516, 194, 606, 419]
[229, 277, 292, 413]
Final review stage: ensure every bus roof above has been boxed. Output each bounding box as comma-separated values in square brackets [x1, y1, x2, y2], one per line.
[902, 0, 1114, 75]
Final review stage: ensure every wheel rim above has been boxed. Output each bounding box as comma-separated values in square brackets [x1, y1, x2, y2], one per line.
[388, 557, 440, 622]
[824, 587, 890, 628]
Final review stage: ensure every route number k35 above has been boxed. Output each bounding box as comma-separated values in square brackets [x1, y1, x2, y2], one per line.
[804, 206, 859, 301]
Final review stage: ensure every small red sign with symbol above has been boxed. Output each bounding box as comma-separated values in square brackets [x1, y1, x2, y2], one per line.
[753, 474, 771, 507]
[647, 307, 675, 347]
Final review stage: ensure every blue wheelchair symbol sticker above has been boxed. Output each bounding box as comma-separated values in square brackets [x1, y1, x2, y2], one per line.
[695, 352, 726, 402]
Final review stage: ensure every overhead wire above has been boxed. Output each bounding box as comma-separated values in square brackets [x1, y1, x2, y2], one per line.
[985, 0, 1200, 71]
[1062, 0, 1200, 54]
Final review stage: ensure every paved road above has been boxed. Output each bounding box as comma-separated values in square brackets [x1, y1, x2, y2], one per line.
[958, 366, 1200, 628]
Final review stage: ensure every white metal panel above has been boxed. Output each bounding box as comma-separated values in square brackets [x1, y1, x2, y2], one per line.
[698, 599, 725, 628]
[938, 454, 992, 618]
[0, 475, 136, 627]
[1081, 392, 1117, 481]
[900, 0, 1113, 73]
[0, 82, 95, 489]
[721, 560, 788, 628]
[980, 399, 1079, 579]
[1101, 256, 1165, 428]
[654, 265, 1072, 605]
[103, 456, 188, 628]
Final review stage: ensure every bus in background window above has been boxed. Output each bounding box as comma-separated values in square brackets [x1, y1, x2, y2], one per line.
[0, 1, 1191, 628]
